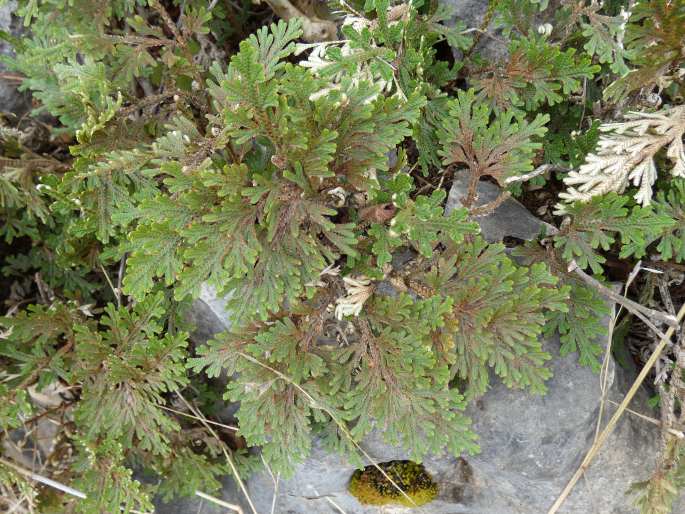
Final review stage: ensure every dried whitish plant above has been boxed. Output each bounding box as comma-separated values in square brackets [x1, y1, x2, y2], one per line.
[560, 105, 685, 206]
[304, 263, 340, 288]
[296, 40, 393, 101]
[334, 275, 374, 319]
[294, 3, 411, 100]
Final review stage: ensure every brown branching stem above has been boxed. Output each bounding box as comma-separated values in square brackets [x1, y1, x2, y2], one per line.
[469, 191, 511, 217]
[463, 173, 480, 210]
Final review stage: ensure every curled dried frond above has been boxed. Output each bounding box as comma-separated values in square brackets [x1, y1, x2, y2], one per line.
[335, 275, 375, 319]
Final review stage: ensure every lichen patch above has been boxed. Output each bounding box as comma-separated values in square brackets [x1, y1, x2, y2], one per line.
[348, 460, 438, 507]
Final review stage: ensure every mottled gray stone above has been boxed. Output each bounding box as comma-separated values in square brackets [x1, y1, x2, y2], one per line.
[245, 431, 479, 514]
[461, 337, 655, 514]
[440, 0, 509, 63]
[445, 172, 556, 243]
[0, 1, 31, 118]
[185, 284, 233, 344]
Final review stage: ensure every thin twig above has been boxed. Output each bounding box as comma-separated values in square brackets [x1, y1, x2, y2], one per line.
[606, 400, 684, 438]
[595, 301, 617, 443]
[259, 455, 279, 514]
[157, 403, 238, 431]
[270, 474, 279, 514]
[578, 77, 588, 131]
[235, 351, 417, 507]
[547, 300, 685, 514]
[568, 260, 678, 328]
[658, 276, 677, 316]
[117, 254, 127, 297]
[0, 72, 25, 82]
[195, 490, 244, 514]
[310, 486, 348, 514]
[34, 272, 52, 304]
[596, 263, 642, 441]
[99, 264, 121, 309]
[0, 457, 86, 499]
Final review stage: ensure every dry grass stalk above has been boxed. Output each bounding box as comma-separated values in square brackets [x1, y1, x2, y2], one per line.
[176, 393, 258, 514]
[195, 490, 244, 514]
[548, 301, 685, 513]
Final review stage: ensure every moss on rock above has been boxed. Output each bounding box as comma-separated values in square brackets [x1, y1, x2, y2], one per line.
[348, 460, 438, 507]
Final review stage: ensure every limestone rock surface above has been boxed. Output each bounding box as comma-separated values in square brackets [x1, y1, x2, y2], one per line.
[0, 2, 31, 118]
[445, 173, 555, 243]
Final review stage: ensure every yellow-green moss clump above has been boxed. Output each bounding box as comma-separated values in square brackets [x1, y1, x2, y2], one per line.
[348, 460, 438, 507]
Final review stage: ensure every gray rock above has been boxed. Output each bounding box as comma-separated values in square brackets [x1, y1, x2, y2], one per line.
[185, 284, 233, 344]
[0, 1, 31, 118]
[445, 172, 555, 243]
[461, 338, 655, 514]
[440, 0, 509, 63]
[245, 429, 480, 514]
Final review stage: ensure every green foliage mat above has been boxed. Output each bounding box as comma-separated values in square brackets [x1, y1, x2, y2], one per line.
[1, 0, 685, 513]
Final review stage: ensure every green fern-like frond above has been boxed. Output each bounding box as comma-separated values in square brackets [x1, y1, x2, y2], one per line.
[73, 294, 189, 455]
[422, 237, 569, 398]
[437, 88, 549, 187]
[555, 194, 675, 273]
